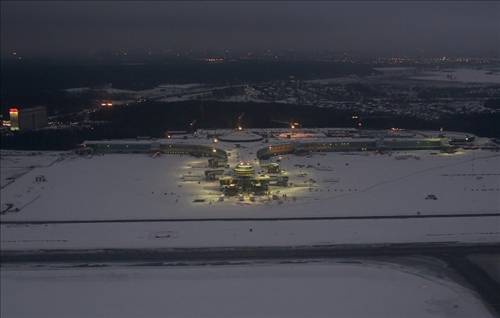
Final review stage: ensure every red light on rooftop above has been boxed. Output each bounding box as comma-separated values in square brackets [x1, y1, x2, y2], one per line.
[9, 108, 19, 113]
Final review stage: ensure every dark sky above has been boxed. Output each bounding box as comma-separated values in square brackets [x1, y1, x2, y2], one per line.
[1, 1, 499, 58]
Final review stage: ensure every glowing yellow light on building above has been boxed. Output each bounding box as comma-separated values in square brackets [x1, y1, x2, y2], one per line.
[9, 107, 19, 131]
[213, 138, 218, 143]
[212, 148, 217, 153]
[237, 126, 243, 131]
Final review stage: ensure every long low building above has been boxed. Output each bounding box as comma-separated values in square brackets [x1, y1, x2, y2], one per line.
[257, 138, 453, 159]
[83, 134, 456, 162]
[82, 140, 228, 159]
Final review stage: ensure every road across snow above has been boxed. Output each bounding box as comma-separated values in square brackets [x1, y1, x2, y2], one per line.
[2, 216, 499, 250]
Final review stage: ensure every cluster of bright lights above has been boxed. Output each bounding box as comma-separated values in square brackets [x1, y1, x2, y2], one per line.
[290, 122, 300, 129]
[205, 58, 224, 63]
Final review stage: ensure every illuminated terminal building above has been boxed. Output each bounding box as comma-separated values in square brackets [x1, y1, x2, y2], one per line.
[257, 139, 453, 160]
[217, 162, 289, 196]
[81, 133, 454, 199]
[218, 162, 274, 196]
[234, 162, 255, 177]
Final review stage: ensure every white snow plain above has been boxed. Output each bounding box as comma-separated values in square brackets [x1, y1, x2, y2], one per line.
[1, 133, 498, 318]
[410, 68, 500, 84]
[1, 260, 495, 318]
[1, 149, 498, 221]
[2, 216, 498, 250]
[1, 142, 499, 250]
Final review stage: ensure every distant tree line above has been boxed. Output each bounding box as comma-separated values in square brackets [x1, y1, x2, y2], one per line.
[2, 100, 498, 150]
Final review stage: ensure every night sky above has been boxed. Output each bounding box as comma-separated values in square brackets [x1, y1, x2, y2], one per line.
[1, 1, 499, 58]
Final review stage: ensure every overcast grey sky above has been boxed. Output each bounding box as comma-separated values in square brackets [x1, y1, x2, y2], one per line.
[1, 1, 499, 58]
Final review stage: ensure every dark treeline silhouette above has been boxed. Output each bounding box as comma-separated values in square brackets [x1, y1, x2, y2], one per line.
[2, 101, 499, 150]
[1, 59, 375, 114]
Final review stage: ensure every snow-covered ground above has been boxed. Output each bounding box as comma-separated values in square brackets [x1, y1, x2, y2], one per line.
[2, 216, 498, 250]
[64, 83, 239, 103]
[0, 259, 494, 318]
[410, 68, 500, 84]
[1, 130, 499, 250]
[1, 148, 498, 221]
[65, 83, 204, 97]
[1, 131, 498, 318]
[0, 151, 64, 189]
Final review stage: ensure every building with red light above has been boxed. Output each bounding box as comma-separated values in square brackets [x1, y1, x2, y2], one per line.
[9, 108, 20, 131]
[9, 106, 47, 131]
